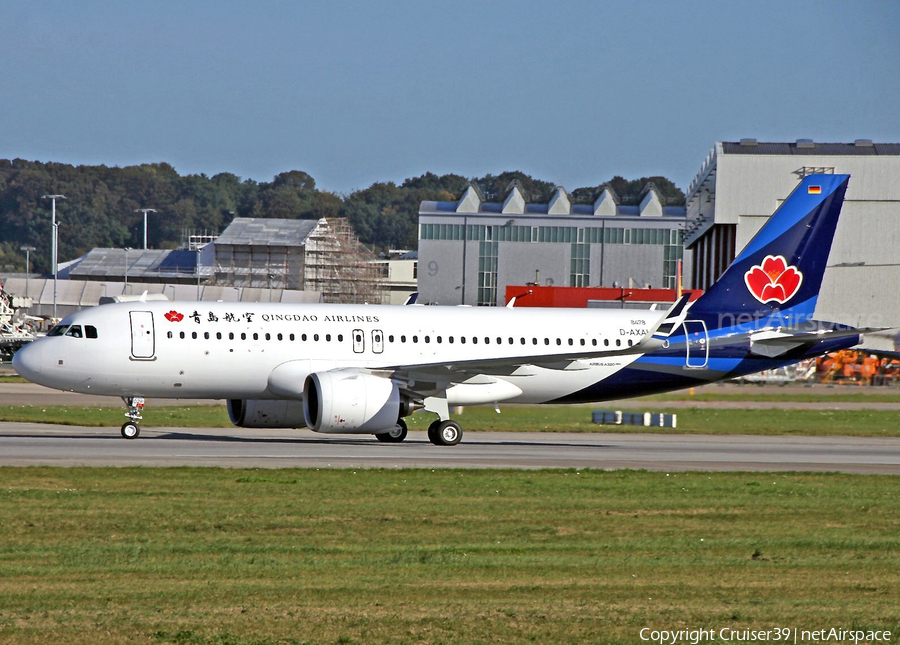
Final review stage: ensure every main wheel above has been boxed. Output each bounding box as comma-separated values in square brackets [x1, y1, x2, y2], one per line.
[431, 420, 462, 446]
[376, 419, 408, 443]
[427, 420, 441, 444]
[121, 421, 140, 440]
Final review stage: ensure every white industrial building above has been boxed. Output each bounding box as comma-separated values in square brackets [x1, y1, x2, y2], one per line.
[418, 181, 689, 306]
[685, 140, 900, 327]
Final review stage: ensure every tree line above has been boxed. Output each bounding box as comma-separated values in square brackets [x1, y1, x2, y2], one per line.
[0, 159, 684, 273]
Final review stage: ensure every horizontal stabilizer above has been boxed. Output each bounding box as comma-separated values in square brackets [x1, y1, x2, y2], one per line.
[749, 324, 880, 357]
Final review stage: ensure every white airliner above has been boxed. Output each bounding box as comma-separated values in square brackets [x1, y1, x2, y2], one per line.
[13, 175, 875, 445]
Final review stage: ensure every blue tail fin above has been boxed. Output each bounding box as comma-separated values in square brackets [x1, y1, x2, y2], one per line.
[690, 173, 849, 328]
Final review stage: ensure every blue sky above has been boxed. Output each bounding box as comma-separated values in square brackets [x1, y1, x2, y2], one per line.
[3, 0, 898, 194]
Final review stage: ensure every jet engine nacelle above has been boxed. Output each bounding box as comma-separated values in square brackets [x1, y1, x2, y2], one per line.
[303, 370, 400, 434]
[227, 399, 308, 428]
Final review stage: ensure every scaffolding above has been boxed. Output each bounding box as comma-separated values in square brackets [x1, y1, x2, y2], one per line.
[304, 219, 386, 304]
[210, 218, 385, 304]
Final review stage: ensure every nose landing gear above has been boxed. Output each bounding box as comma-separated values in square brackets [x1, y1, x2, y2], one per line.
[121, 397, 145, 439]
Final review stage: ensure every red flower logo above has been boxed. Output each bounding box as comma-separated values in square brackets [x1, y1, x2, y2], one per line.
[164, 310, 184, 322]
[744, 255, 803, 305]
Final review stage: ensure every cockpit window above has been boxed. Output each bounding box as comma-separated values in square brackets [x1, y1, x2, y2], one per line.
[47, 325, 69, 337]
[65, 325, 83, 338]
[85, 325, 98, 339]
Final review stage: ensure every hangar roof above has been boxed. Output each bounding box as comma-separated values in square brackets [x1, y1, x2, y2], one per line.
[721, 141, 900, 155]
[215, 217, 320, 247]
[69, 248, 199, 278]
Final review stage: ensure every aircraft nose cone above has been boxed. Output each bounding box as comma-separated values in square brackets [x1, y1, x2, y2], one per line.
[12, 341, 43, 381]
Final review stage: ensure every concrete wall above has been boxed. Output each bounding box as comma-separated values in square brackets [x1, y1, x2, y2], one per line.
[417, 240, 465, 305]
[598, 245, 666, 288]
[499, 242, 569, 293]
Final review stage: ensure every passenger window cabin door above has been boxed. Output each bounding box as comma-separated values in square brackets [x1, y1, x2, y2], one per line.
[129, 311, 156, 359]
[352, 329, 365, 353]
[372, 330, 384, 354]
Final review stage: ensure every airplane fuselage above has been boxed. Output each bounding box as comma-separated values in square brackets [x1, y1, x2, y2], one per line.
[15, 300, 855, 405]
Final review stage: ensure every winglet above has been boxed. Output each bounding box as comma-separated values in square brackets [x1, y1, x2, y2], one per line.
[651, 294, 692, 340]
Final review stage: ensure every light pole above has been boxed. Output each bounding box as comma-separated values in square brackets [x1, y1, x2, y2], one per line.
[20, 246, 35, 306]
[41, 194, 66, 320]
[135, 208, 157, 250]
[123, 247, 132, 295]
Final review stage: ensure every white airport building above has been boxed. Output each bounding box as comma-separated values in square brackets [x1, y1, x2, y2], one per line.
[684, 139, 900, 327]
[417, 181, 689, 306]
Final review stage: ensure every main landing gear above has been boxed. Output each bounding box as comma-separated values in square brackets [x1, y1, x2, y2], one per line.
[374, 416, 463, 446]
[376, 419, 408, 443]
[421, 395, 463, 446]
[121, 397, 145, 439]
[427, 419, 462, 446]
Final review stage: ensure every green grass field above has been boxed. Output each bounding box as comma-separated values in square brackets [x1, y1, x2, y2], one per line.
[0, 468, 896, 644]
[1, 403, 899, 437]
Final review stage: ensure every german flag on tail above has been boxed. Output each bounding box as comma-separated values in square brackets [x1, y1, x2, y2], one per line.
[808, 185, 822, 194]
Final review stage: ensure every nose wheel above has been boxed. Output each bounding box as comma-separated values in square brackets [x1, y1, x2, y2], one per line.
[121, 421, 140, 439]
[121, 396, 145, 440]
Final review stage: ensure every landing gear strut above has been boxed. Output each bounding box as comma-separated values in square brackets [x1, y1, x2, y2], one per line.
[422, 395, 463, 446]
[121, 397, 145, 440]
[376, 418, 408, 443]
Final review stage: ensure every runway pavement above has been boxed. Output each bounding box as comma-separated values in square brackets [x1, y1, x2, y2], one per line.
[0, 422, 898, 474]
